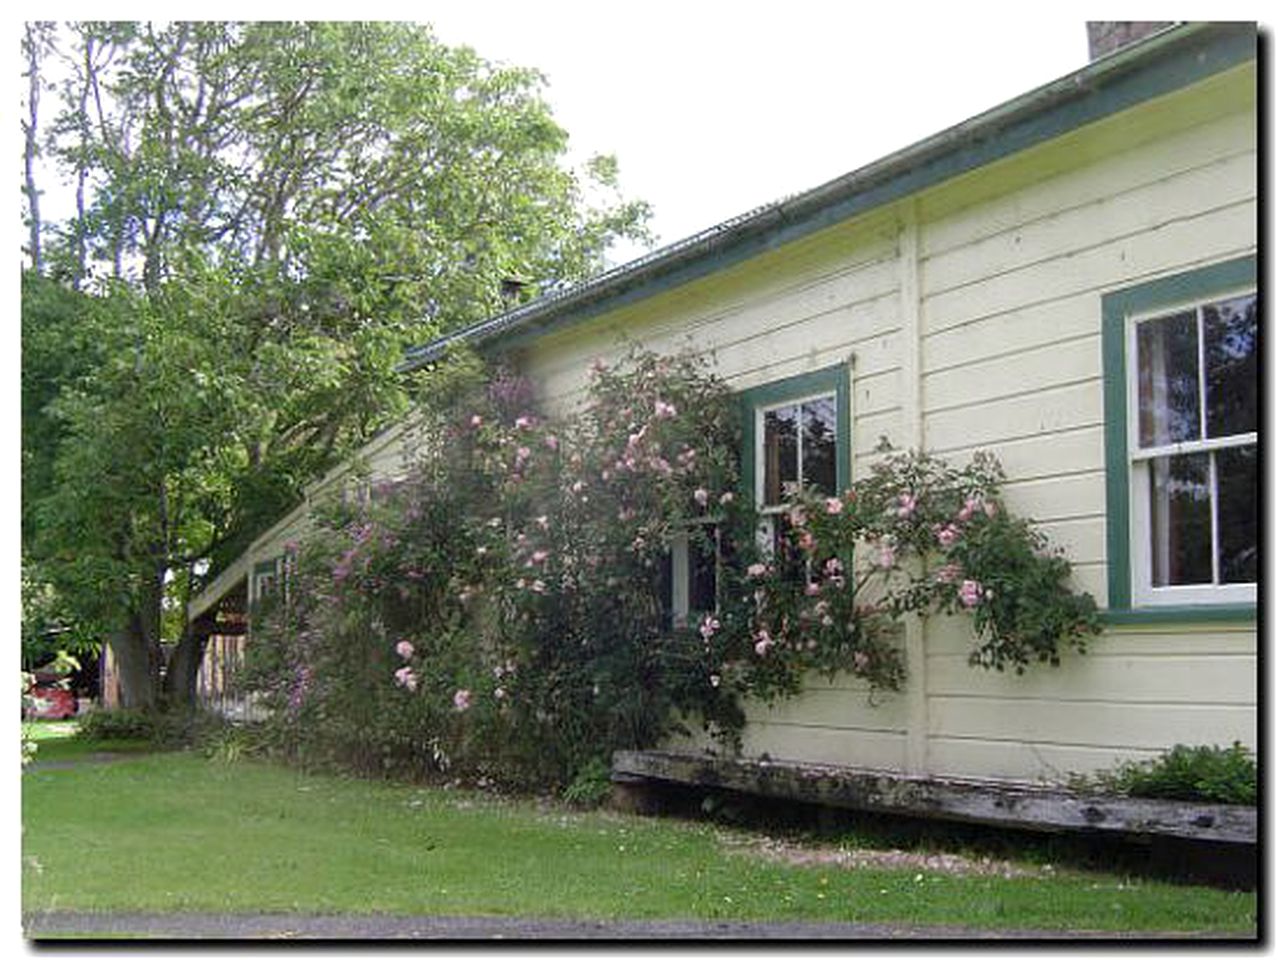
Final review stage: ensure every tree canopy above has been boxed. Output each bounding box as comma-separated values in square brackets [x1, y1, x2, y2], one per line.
[21, 20, 650, 707]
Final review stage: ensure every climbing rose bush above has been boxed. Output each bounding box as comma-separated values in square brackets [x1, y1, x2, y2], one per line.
[244, 351, 1099, 789]
[728, 446, 1100, 699]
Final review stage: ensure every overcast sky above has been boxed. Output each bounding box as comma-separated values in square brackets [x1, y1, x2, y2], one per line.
[421, 7, 1093, 263]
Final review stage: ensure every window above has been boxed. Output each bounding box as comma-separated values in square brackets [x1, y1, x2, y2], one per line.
[1102, 257, 1257, 615]
[663, 522, 724, 628]
[741, 362, 852, 566]
[250, 554, 278, 600]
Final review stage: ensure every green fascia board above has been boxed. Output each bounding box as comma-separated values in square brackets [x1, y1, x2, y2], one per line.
[738, 363, 852, 505]
[407, 23, 1255, 367]
[1100, 254, 1257, 615]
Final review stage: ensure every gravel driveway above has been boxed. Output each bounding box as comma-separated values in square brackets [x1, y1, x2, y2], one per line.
[22, 911, 1249, 940]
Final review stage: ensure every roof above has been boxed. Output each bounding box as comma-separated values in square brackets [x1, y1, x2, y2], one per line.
[400, 21, 1254, 370]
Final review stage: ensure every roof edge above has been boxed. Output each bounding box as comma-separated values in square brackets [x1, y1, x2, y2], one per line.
[402, 21, 1254, 366]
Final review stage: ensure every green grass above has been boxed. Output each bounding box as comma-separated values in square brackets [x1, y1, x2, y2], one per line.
[23, 721, 79, 742]
[21, 747, 1256, 934]
[23, 724, 157, 761]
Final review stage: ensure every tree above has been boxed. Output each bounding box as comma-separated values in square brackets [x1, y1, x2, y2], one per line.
[23, 21, 650, 709]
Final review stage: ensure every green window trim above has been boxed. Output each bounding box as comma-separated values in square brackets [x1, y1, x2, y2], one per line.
[739, 362, 853, 505]
[252, 558, 282, 602]
[1100, 254, 1257, 621]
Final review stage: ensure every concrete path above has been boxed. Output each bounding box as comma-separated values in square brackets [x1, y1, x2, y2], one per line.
[22, 911, 1251, 940]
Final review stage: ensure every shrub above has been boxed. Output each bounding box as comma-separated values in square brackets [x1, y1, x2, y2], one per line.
[75, 708, 161, 742]
[561, 757, 615, 807]
[1073, 743, 1257, 806]
[244, 349, 1100, 791]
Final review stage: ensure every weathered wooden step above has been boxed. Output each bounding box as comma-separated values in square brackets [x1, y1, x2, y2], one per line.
[611, 749, 1256, 845]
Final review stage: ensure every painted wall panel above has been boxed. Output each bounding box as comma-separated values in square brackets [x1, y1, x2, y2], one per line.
[926, 653, 1257, 704]
[920, 100, 1254, 257]
[922, 150, 1255, 299]
[739, 723, 907, 770]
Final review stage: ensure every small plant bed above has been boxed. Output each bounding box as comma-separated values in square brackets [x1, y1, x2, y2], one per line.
[21, 748, 1255, 935]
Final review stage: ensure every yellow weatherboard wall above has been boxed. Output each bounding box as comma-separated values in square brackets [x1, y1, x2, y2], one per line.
[512, 62, 1257, 782]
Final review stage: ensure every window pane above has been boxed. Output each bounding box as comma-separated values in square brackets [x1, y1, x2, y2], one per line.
[1204, 295, 1257, 439]
[763, 405, 798, 506]
[656, 549, 673, 632]
[1137, 311, 1200, 447]
[1217, 445, 1257, 584]
[1148, 453, 1212, 586]
[802, 396, 837, 495]
[688, 526, 718, 613]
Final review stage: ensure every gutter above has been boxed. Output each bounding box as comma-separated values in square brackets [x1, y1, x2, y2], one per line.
[401, 21, 1253, 369]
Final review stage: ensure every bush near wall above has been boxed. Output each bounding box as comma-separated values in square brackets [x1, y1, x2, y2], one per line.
[243, 350, 1099, 792]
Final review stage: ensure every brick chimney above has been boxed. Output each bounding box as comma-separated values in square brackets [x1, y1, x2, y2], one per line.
[1087, 22, 1175, 59]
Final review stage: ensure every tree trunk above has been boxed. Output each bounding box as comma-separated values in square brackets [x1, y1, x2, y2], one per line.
[163, 627, 207, 711]
[23, 23, 45, 273]
[107, 620, 157, 709]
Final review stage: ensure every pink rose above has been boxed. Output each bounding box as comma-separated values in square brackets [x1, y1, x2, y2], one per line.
[453, 688, 472, 711]
[694, 488, 709, 507]
[896, 493, 917, 518]
[935, 563, 962, 584]
[654, 400, 677, 419]
[470, 414, 483, 428]
[747, 562, 768, 578]
[699, 615, 720, 640]
[395, 640, 415, 660]
[937, 524, 960, 548]
[544, 434, 559, 451]
[514, 415, 534, 429]
[824, 497, 843, 515]
[719, 491, 735, 506]
[959, 579, 984, 608]
[753, 631, 773, 656]
[394, 667, 418, 691]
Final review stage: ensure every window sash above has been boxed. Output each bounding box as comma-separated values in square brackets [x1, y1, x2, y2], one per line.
[755, 390, 837, 511]
[1126, 288, 1257, 606]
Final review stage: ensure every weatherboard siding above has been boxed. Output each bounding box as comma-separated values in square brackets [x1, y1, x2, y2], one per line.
[515, 70, 1257, 782]
[907, 70, 1255, 779]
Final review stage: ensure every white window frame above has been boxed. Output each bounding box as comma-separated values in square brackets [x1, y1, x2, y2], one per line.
[668, 519, 722, 628]
[1125, 287, 1257, 607]
[755, 390, 839, 560]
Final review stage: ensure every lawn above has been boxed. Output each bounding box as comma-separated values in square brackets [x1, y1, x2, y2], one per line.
[21, 743, 1256, 935]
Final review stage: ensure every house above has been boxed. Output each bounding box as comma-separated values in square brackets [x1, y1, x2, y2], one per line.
[187, 22, 1257, 797]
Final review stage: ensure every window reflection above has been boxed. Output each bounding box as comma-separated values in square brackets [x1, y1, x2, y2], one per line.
[1217, 445, 1257, 584]
[763, 405, 798, 506]
[1137, 311, 1200, 447]
[1205, 295, 1257, 439]
[1149, 453, 1212, 586]
[803, 396, 837, 496]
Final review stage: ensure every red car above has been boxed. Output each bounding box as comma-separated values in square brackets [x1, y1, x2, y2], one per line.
[24, 678, 78, 720]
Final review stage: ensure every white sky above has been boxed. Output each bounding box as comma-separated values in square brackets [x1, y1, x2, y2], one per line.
[423, 4, 1093, 264]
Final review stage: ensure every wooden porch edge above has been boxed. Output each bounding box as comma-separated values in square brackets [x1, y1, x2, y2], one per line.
[611, 749, 1256, 846]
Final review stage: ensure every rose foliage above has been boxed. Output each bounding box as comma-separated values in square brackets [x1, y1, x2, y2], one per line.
[244, 351, 1099, 790]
